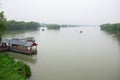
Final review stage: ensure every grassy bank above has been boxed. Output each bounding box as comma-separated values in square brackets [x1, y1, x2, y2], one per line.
[0, 54, 31, 80]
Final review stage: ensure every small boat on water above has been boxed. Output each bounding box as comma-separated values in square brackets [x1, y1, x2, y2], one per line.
[80, 31, 82, 33]
[42, 29, 45, 31]
[0, 37, 38, 54]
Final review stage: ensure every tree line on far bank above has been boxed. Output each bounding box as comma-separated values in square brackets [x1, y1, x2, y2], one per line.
[41, 23, 81, 28]
[100, 23, 120, 36]
[6, 20, 40, 30]
[47, 24, 60, 30]
[7, 21, 61, 30]
[6, 20, 82, 31]
[7, 21, 60, 30]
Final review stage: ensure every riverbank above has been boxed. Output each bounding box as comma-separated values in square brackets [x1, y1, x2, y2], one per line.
[100, 23, 120, 36]
[0, 53, 31, 80]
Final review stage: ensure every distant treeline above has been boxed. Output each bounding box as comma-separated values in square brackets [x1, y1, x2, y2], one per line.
[60, 24, 81, 27]
[100, 23, 120, 36]
[6, 20, 40, 30]
[47, 24, 60, 30]
[40, 23, 81, 27]
[6, 20, 82, 31]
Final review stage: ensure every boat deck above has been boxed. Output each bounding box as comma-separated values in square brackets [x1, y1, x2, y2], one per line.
[0, 45, 37, 54]
[0, 45, 9, 52]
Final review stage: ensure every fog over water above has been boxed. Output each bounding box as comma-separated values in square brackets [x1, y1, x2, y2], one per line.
[0, 0, 120, 25]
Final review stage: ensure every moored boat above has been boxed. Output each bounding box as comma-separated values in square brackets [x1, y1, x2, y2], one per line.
[0, 37, 38, 54]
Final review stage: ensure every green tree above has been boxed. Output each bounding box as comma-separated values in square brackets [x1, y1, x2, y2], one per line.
[0, 11, 7, 41]
[7, 20, 40, 30]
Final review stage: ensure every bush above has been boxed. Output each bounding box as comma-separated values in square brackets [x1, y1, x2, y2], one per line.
[0, 54, 31, 80]
[24, 64, 31, 77]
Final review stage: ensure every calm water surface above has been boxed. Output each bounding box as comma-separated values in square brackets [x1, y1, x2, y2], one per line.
[3, 27, 120, 80]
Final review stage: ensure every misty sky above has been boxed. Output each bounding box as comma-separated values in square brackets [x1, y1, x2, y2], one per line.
[0, 0, 120, 25]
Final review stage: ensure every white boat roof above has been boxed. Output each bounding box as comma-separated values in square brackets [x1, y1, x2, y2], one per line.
[2, 37, 36, 47]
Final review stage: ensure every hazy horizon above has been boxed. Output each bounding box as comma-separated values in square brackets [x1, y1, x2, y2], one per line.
[0, 0, 120, 25]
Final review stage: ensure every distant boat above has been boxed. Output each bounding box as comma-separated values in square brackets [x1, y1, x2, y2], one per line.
[42, 29, 45, 31]
[80, 31, 82, 33]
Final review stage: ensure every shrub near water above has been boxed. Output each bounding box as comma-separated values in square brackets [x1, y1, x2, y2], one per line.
[0, 54, 31, 80]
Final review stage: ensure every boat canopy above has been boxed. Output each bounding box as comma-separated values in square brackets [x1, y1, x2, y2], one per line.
[2, 37, 37, 47]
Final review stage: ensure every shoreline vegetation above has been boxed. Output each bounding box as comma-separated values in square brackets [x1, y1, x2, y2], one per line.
[0, 53, 31, 80]
[41, 23, 81, 28]
[0, 12, 32, 80]
[47, 24, 61, 30]
[6, 20, 82, 31]
[6, 20, 40, 31]
[100, 23, 120, 36]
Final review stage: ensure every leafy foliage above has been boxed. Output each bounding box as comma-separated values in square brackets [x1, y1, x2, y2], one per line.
[24, 63, 31, 77]
[7, 20, 40, 30]
[0, 54, 31, 80]
[47, 24, 60, 30]
[0, 11, 7, 41]
[100, 23, 120, 36]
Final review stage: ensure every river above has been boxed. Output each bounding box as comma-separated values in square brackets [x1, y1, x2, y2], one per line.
[3, 26, 120, 80]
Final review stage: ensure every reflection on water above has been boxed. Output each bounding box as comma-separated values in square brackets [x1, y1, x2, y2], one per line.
[5, 52, 37, 63]
[101, 30, 120, 47]
[3, 29, 39, 38]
